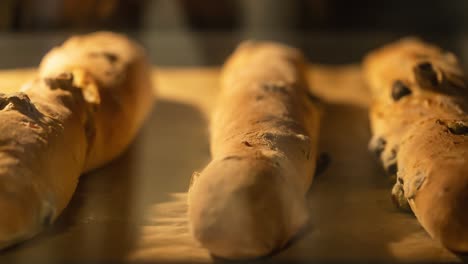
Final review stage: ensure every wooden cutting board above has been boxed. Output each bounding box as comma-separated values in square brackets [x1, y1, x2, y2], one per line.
[0, 66, 460, 263]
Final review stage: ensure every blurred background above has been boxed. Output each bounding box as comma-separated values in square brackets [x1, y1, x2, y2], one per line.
[0, 0, 468, 68]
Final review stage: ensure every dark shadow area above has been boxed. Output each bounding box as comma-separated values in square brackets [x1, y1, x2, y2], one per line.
[0, 32, 464, 69]
[0, 99, 210, 264]
[455, 254, 468, 263]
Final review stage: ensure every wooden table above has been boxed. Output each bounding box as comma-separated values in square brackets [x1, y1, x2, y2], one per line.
[0, 66, 461, 263]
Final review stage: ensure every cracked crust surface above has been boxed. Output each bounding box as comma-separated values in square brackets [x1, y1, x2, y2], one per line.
[0, 32, 153, 249]
[188, 42, 321, 259]
[364, 38, 468, 252]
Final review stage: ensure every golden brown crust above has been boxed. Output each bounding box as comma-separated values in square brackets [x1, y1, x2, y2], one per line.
[0, 32, 153, 249]
[187, 41, 320, 259]
[364, 38, 468, 252]
[38, 31, 154, 170]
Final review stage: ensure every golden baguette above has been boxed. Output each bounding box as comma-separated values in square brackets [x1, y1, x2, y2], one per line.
[0, 32, 154, 248]
[364, 38, 468, 252]
[188, 41, 321, 259]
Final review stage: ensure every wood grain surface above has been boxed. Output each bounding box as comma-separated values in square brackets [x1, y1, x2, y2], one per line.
[0, 66, 460, 263]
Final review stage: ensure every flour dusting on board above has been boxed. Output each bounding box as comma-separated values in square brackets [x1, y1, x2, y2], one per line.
[129, 193, 211, 262]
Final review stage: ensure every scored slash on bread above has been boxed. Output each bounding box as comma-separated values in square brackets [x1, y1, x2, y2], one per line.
[364, 38, 468, 252]
[0, 32, 154, 249]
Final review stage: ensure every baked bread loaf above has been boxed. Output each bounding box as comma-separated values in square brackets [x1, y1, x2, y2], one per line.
[364, 38, 468, 252]
[0, 32, 154, 249]
[188, 41, 321, 259]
